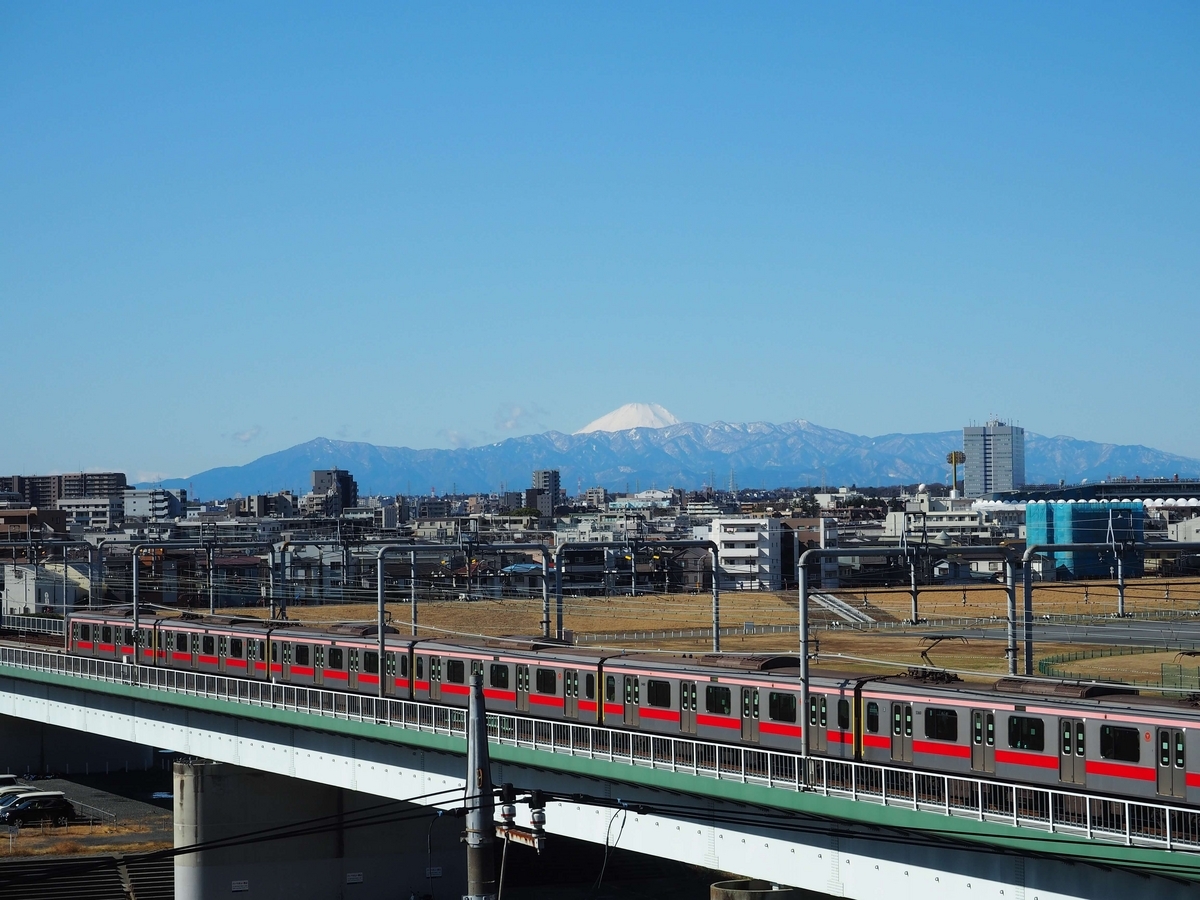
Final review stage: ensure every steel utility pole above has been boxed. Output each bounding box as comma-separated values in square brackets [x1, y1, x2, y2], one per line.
[464, 672, 496, 900]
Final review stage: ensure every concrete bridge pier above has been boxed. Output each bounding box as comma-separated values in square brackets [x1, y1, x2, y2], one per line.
[174, 760, 467, 900]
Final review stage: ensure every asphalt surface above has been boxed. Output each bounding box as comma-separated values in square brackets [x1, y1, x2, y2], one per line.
[871, 616, 1200, 649]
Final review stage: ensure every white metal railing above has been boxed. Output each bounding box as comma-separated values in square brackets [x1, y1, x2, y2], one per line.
[1, 646, 1198, 855]
[2, 616, 65, 636]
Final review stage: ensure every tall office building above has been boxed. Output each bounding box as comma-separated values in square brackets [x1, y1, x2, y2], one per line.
[963, 419, 1025, 498]
[531, 469, 562, 517]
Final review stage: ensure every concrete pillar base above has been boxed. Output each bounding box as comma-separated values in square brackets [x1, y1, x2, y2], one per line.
[174, 760, 467, 900]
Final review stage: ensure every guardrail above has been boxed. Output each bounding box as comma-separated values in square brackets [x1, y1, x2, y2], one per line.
[0, 646, 1197, 855]
[1, 615, 65, 636]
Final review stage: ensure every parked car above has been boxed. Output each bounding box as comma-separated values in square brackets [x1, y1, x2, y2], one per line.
[0, 775, 20, 789]
[0, 792, 74, 828]
[0, 786, 36, 804]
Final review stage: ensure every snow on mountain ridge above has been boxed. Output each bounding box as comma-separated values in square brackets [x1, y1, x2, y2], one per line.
[575, 403, 681, 434]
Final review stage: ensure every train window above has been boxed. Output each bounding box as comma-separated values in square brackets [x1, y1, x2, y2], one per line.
[646, 680, 671, 708]
[490, 664, 509, 689]
[472, 660, 483, 678]
[363, 651, 379, 674]
[271, 642, 278, 663]
[606, 676, 616, 703]
[768, 692, 796, 723]
[446, 660, 465, 683]
[705, 685, 731, 716]
[202, 636, 215, 656]
[295, 644, 310, 667]
[924, 708, 958, 742]
[193, 634, 201, 654]
[1177, 733, 1186, 769]
[1100, 725, 1140, 763]
[400, 655, 409, 677]
[1008, 716, 1044, 752]
[837, 699, 850, 730]
[866, 702, 879, 734]
[328, 648, 344, 670]
[536, 668, 556, 695]
[79, 624, 90, 642]
[585, 673, 595, 700]
[101, 626, 112, 644]
[893, 705, 902, 736]
[229, 638, 243, 659]
[176, 633, 188, 653]
[416, 657, 424, 679]
[1161, 731, 1171, 768]
[124, 628, 135, 646]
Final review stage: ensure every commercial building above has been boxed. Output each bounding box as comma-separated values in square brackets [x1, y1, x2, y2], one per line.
[963, 420, 1025, 498]
[1025, 501, 1144, 579]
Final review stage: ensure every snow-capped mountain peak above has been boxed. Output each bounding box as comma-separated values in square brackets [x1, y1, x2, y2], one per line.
[574, 403, 682, 434]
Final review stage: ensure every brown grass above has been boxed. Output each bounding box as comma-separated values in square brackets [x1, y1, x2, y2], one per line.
[0, 822, 170, 858]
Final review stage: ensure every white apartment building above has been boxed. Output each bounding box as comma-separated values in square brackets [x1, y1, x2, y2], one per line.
[705, 517, 782, 591]
[58, 496, 123, 530]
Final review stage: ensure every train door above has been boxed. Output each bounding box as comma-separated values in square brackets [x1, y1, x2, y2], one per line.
[1059, 718, 1086, 786]
[808, 695, 828, 753]
[428, 656, 442, 701]
[564, 670, 578, 720]
[890, 702, 913, 763]
[385, 653, 399, 696]
[680, 681, 697, 735]
[347, 648, 359, 692]
[741, 688, 760, 742]
[970, 710, 995, 774]
[1157, 728, 1186, 799]
[623, 675, 640, 726]
[516, 665, 530, 712]
[218, 636, 228, 674]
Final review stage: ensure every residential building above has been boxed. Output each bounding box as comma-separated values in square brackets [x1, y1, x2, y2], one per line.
[0, 507, 67, 541]
[532, 469, 561, 502]
[123, 488, 186, 521]
[313, 469, 358, 510]
[582, 487, 608, 508]
[2, 564, 81, 614]
[964, 419, 1025, 498]
[0, 472, 127, 507]
[62, 472, 127, 499]
[58, 496, 123, 530]
[705, 517, 783, 590]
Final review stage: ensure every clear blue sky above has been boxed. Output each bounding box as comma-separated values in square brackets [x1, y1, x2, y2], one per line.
[2, 3, 1198, 481]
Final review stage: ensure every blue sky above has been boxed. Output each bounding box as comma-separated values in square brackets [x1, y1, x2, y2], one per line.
[2, 3, 1198, 480]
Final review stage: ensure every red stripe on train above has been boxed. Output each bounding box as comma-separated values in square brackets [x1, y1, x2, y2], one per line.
[198, 655, 219, 665]
[696, 714, 740, 730]
[994, 749, 1058, 770]
[759, 721, 802, 738]
[357, 673, 379, 685]
[291, 665, 315, 676]
[912, 739, 972, 759]
[323, 670, 348, 681]
[862, 734, 891, 749]
[529, 695, 564, 708]
[172, 652, 191, 662]
[603, 703, 624, 716]
[1086, 760, 1155, 782]
[639, 708, 680, 722]
[827, 730, 853, 744]
[578, 699, 597, 713]
[77, 641, 93, 650]
[484, 689, 517, 702]
[226, 659, 248, 669]
[441, 684, 470, 695]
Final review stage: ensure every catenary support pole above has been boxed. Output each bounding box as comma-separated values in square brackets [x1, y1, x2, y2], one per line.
[1022, 556, 1034, 676]
[909, 558, 919, 625]
[464, 672, 497, 900]
[798, 560, 809, 758]
[541, 554, 551, 640]
[410, 551, 417, 636]
[207, 547, 215, 615]
[711, 547, 721, 653]
[1117, 551, 1126, 617]
[1005, 558, 1017, 676]
[553, 546, 564, 641]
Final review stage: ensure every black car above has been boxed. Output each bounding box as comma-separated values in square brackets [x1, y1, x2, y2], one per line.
[0, 794, 74, 828]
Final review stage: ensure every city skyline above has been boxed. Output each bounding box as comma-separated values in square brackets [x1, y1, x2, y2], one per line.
[3, 5, 1198, 478]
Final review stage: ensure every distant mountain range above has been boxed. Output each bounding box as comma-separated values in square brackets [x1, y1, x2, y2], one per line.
[147, 415, 1200, 500]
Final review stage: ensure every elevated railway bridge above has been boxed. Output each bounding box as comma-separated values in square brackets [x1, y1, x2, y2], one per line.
[0, 643, 1196, 899]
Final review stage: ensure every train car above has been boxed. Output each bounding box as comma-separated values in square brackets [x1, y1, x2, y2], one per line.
[861, 675, 1200, 805]
[69, 609, 144, 663]
[414, 639, 607, 725]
